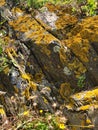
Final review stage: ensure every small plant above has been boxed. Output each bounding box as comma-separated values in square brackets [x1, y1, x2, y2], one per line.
[35, 122, 49, 130]
[77, 74, 86, 88]
[80, 0, 97, 16]
[27, 0, 49, 8]
[19, 0, 97, 16]
[73, 0, 97, 16]
[22, 122, 34, 129]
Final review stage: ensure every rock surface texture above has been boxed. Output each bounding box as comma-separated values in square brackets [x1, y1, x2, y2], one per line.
[0, 1, 98, 130]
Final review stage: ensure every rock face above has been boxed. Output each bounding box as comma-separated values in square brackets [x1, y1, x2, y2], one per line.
[0, 1, 98, 130]
[7, 5, 98, 89]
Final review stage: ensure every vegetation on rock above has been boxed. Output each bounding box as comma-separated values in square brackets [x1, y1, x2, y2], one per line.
[0, 0, 98, 130]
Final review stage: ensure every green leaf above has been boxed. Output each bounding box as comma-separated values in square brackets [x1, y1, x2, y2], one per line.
[0, 47, 3, 55]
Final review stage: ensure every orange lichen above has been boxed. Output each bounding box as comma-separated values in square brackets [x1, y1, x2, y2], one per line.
[56, 14, 77, 30]
[66, 35, 90, 62]
[70, 15, 98, 43]
[81, 29, 98, 43]
[58, 44, 87, 77]
[9, 15, 31, 30]
[45, 3, 59, 13]
[9, 13, 58, 45]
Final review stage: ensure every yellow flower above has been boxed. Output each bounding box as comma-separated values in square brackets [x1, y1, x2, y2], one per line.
[39, 109, 43, 114]
[23, 110, 29, 116]
[0, 108, 6, 115]
[59, 123, 66, 129]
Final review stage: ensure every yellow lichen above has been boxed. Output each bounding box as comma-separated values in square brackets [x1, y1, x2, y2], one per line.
[45, 3, 59, 13]
[5, 47, 37, 94]
[9, 14, 58, 45]
[56, 14, 77, 30]
[59, 83, 72, 100]
[70, 88, 98, 106]
[59, 48, 67, 64]
[58, 43, 87, 77]
[45, 3, 72, 15]
[22, 87, 30, 99]
[0, 0, 5, 7]
[34, 71, 44, 83]
[5, 47, 18, 57]
[11, 7, 23, 16]
[69, 15, 98, 43]
[41, 45, 51, 56]
[77, 104, 98, 111]
[81, 29, 98, 43]
[65, 103, 74, 110]
[21, 73, 37, 91]
[9, 15, 31, 31]
[3, 36, 14, 44]
[21, 73, 31, 81]
[66, 35, 90, 62]
[68, 58, 87, 78]
[29, 81, 37, 91]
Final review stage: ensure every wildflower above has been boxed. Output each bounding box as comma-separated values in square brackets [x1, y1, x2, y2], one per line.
[47, 115, 52, 120]
[33, 102, 37, 107]
[0, 107, 6, 115]
[23, 110, 29, 116]
[39, 109, 43, 114]
[58, 123, 66, 129]
[52, 103, 57, 109]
